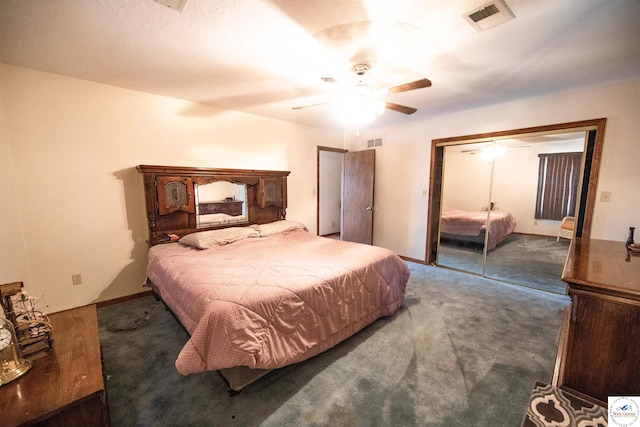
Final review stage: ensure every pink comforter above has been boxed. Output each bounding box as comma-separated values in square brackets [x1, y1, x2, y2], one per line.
[146, 229, 409, 375]
[441, 208, 516, 251]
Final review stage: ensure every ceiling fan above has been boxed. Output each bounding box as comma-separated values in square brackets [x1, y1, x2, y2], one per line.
[292, 64, 431, 122]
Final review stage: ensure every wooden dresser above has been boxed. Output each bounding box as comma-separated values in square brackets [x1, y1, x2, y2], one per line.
[554, 238, 640, 406]
[0, 304, 109, 426]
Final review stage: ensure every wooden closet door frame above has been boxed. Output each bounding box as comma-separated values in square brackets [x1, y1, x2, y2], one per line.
[425, 118, 606, 264]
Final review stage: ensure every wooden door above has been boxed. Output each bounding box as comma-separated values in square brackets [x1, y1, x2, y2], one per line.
[342, 150, 375, 244]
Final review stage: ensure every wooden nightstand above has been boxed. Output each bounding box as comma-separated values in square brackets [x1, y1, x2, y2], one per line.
[0, 304, 109, 426]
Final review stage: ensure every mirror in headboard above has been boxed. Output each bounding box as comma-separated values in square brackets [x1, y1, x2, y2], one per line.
[195, 180, 248, 228]
[137, 165, 290, 245]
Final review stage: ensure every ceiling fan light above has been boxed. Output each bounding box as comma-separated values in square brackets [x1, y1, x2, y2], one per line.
[480, 145, 507, 160]
[336, 107, 375, 125]
[335, 86, 385, 126]
[373, 98, 385, 116]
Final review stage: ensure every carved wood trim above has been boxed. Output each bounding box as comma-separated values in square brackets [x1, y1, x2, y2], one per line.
[137, 165, 290, 245]
[156, 176, 195, 215]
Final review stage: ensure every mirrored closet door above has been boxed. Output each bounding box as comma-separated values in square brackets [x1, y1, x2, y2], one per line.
[436, 132, 586, 294]
[437, 141, 493, 276]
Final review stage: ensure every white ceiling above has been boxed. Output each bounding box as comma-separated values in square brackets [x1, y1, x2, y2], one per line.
[1, 0, 639, 130]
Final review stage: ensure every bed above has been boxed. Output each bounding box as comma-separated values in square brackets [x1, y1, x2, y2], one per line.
[439, 207, 516, 251]
[137, 165, 410, 394]
[147, 221, 409, 386]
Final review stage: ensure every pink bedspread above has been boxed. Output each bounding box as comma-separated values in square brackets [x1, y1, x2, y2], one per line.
[441, 208, 516, 251]
[146, 229, 409, 375]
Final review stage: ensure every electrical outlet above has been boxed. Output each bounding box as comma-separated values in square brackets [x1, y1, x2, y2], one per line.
[72, 274, 83, 286]
[600, 191, 612, 202]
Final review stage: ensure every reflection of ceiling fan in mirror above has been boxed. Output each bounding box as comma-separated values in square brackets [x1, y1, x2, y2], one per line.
[461, 144, 531, 155]
[292, 64, 431, 124]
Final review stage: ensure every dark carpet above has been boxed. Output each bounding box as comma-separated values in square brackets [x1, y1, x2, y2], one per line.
[98, 262, 568, 426]
[437, 234, 570, 294]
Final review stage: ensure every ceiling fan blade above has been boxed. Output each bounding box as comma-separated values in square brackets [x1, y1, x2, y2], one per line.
[321, 77, 338, 83]
[385, 102, 417, 115]
[292, 102, 328, 110]
[386, 78, 432, 95]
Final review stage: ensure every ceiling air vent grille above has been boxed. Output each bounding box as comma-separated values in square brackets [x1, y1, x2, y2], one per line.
[367, 138, 383, 148]
[464, 0, 515, 32]
[153, 0, 189, 12]
[469, 4, 500, 23]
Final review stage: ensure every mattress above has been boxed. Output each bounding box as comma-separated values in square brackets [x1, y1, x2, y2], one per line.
[146, 228, 409, 375]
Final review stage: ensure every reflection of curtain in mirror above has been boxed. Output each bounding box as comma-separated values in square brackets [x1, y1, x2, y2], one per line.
[535, 152, 582, 220]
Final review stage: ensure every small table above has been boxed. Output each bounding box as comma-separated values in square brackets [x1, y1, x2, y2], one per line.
[0, 304, 109, 426]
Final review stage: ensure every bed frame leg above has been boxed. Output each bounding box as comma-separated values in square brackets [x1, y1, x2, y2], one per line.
[217, 370, 242, 396]
[216, 367, 273, 396]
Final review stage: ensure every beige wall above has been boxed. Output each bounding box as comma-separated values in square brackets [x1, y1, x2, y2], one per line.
[0, 64, 343, 313]
[348, 77, 640, 259]
[2, 63, 639, 313]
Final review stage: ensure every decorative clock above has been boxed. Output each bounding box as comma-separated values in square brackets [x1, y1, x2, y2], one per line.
[0, 282, 53, 359]
[0, 317, 32, 386]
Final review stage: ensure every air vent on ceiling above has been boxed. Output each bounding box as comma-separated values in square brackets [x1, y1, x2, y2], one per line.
[469, 4, 500, 22]
[464, 0, 515, 32]
[153, 0, 189, 12]
[367, 138, 383, 148]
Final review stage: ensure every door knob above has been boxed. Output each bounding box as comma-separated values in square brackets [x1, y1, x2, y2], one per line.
[366, 206, 373, 211]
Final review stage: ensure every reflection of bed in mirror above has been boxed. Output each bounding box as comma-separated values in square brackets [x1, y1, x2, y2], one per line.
[197, 212, 248, 226]
[440, 207, 516, 251]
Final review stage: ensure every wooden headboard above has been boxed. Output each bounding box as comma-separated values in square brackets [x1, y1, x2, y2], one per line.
[137, 165, 290, 245]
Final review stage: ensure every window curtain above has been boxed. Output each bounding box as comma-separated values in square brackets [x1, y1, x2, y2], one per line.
[535, 152, 582, 220]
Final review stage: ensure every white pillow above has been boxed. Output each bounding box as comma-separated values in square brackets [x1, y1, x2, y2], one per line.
[179, 226, 259, 249]
[255, 220, 307, 237]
